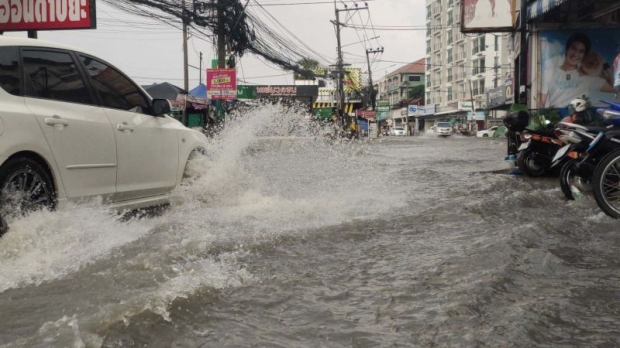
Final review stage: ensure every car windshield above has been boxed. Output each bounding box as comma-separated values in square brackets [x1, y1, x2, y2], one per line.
[394, 127, 404, 130]
[437, 123, 451, 128]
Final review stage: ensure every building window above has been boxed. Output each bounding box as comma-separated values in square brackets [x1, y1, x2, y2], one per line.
[408, 75, 421, 82]
[447, 68, 452, 82]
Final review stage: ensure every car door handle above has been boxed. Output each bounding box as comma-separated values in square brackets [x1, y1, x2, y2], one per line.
[117, 123, 134, 132]
[44, 115, 69, 126]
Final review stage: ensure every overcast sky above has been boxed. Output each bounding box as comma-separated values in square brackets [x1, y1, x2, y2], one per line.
[5, 0, 427, 89]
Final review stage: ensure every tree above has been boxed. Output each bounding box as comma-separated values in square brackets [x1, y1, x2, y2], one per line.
[294, 57, 319, 80]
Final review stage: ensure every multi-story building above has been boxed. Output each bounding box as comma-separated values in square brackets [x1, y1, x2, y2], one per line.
[376, 58, 426, 107]
[425, 0, 513, 129]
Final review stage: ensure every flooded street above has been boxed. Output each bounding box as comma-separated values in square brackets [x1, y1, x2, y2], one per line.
[1, 106, 620, 347]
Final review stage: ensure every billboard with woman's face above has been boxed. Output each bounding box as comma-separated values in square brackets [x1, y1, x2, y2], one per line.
[461, 0, 516, 33]
[538, 30, 620, 110]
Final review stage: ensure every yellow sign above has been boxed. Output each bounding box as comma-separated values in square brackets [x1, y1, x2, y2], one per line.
[211, 76, 231, 85]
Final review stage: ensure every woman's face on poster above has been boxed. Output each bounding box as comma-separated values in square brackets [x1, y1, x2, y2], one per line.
[565, 41, 587, 67]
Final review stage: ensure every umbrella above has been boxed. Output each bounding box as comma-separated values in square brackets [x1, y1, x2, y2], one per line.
[143, 82, 188, 100]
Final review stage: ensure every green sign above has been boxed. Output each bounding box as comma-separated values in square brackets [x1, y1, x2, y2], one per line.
[312, 108, 334, 120]
[376, 100, 390, 121]
[237, 85, 257, 99]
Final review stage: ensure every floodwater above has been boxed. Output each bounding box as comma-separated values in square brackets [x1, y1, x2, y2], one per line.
[1, 104, 620, 348]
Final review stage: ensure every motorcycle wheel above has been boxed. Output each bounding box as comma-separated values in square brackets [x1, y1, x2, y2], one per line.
[517, 149, 548, 177]
[559, 159, 591, 200]
[592, 148, 620, 219]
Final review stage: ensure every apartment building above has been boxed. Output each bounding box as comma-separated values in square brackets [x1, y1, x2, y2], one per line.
[425, 0, 513, 128]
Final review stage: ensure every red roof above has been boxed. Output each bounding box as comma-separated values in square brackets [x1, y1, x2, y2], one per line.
[388, 58, 425, 76]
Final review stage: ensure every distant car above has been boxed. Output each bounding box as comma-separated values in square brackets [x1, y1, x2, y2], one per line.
[477, 126, 499, 138]
[0, 36, 208, 235]
[436, 122, 453, 137]
[390, 126, 406, 136]
[426, 125, 437, 135]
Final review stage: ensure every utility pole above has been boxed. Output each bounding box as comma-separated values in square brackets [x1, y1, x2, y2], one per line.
[199, 52, 203, 84]
[182, 0, 189, 92]
[332, 1, 368, 132]
[366, 47, 383, 109]
[217, 0, 226, 69]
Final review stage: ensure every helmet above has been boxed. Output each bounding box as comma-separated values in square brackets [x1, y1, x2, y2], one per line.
[569, 98, 587, 113]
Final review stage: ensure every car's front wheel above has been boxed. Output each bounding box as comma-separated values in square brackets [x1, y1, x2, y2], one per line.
[0, 158, 56, 234]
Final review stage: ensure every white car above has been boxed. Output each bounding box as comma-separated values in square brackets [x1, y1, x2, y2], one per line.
[436, 122, 453, 136]
[0, 37, 207, 234]
[390, 126, 406, 136]
[476, 126, 500, 138]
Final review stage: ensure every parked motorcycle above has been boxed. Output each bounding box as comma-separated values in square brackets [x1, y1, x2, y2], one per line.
[587, 101, 620, 218]
[516, 128, 564, 177]
[552, 99, 620, 201]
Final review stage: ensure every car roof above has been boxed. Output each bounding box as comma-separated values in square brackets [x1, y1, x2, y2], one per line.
[0, 36, 96, 56]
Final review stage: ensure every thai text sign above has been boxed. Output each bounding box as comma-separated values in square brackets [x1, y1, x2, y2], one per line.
[356, 110, 376, 119]
[0, 0, 96, 31]
[255, 85, 318, 98]
[207, 68, 237, 100]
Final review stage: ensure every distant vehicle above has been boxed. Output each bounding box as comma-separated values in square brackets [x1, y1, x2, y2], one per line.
[390, 126, 406, 136]
[477, 126, 503, 138]
[436, 122, 453, 137]
[0, 36, 208, 236]
[426, 125, 437, 135]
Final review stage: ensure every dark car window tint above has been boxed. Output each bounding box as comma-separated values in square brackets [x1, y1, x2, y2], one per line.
[0, 46, 21, 96]
[79, 55, 148, 112]
[22, 50, 93, 104]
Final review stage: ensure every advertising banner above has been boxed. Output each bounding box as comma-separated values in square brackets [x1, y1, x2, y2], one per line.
[461, 0, 516, 33]
[313, 67, 361, 93]
[207, 68, 237, 100]
[0, 0, 96, 31]
[539, 30, 619, 110]
[486, 79, 513, 108]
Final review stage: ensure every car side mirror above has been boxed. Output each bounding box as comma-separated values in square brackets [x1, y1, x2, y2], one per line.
[152, 99, 171, 116]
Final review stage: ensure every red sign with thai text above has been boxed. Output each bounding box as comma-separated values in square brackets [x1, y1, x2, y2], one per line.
[0, 0, 96, 31]
[356, 110, 376, 120]
[207, 68, 237, 100]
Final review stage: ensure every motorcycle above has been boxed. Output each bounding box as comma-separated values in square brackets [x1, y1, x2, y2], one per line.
[552, 100, 620, 202]
[516, 128, 564, 177]
[587, 100, 620, 218]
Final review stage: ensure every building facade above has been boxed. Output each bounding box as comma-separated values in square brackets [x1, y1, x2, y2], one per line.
[376, 58, 426, 107]
[425, 0, 513, 129]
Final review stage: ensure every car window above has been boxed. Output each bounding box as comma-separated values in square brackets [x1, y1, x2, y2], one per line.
[22, 49, 93, 104]
[0, 46, 21, 96]
[78, 55, 149, 113]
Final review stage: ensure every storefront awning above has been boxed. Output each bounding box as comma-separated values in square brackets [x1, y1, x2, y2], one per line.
[312, 102, 354, 114]
[527, 0, 569, 20]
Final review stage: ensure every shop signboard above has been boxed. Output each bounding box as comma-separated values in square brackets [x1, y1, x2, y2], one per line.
[237, 85, 256, 99]
[486, 80, 513, 108]
[207, 68, 237, 100]
[376, 100, 390, 121]
[0, 0, 97, 31]
[408, 104, 435, 116]
[356, 110, 376, 120]
[254, 85, 318, 98]
[539, 29, 619, 111]
[313, 107, 333, 120]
